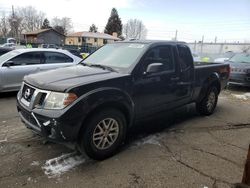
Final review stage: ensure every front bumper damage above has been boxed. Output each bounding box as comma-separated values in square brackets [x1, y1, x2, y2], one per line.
[16, 83, 84, 145]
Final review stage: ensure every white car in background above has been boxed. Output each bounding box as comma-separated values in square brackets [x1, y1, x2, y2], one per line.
[214, 57, 230, 63]
[192, 53, 201, 62]
[1, 43, 16, 49]
[214, 51, 235, 63]
[0, 48, 82, 92]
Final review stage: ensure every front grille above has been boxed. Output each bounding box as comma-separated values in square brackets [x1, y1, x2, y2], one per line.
[22, 84, 35, 102]
[20, 109, 37, 126]
[20, 83, 49, 109]
[38, 93, 47, 106]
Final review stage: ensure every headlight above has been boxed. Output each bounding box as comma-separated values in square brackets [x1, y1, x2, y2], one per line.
[43, 92, 78, 110]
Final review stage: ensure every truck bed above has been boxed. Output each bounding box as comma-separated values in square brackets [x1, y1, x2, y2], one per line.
[192, 61, 230, 101]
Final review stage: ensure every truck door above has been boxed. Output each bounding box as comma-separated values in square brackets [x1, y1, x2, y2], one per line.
[134, 45, 181, 117]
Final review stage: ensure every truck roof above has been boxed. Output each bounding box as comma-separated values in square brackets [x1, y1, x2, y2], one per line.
[117, 40, 187, 45]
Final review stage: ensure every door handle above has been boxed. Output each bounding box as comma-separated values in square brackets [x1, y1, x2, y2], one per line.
[170, 77, 180, 81]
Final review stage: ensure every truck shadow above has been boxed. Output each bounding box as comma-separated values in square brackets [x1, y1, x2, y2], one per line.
[125, 103, 199, 147]
[227, 85, 250, 93]
[0, 91, 18, 99]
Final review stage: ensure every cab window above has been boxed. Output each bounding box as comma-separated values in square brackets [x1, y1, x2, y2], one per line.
[177, 45, 193, 70]
[142, 45, 174, 73]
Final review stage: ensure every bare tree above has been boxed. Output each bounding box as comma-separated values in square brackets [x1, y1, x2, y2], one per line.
[0, 12, 10, 37]
[123, 19, 147, 40]
[16, 6, 45, 32]
[51, 17, 73, 35]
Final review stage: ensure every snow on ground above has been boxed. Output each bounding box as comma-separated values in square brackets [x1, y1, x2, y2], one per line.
[30, 161, 40, 166]
[42, 152, 86, 178]
[232, 93, 250, 100]
[133, 134, 162, 147]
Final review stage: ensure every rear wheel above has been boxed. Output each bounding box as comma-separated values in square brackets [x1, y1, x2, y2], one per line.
[78, 108, 126, 160]
[196, 86, 218, 115]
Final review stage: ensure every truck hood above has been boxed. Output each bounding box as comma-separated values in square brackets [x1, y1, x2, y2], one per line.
[24, 65, 124, 92]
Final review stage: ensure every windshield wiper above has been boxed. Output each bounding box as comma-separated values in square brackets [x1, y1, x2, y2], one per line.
[88, 64, 118, 72]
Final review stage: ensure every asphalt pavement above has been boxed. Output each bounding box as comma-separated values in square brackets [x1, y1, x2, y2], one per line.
[0, 87, 250, 188]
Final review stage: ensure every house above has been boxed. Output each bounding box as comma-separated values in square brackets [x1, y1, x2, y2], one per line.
[22, 28, 65, 45]
[65, 31, 120, 46]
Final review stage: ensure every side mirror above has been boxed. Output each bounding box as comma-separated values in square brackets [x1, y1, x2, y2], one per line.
[3, 61, 14, 67]
[145, 63, 163, 74]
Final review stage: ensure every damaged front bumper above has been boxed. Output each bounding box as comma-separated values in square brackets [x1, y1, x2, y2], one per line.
[16, 90, 84, 144]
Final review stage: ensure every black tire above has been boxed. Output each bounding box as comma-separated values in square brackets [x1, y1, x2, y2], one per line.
[196, 86, 218, 116]
[78, 108, 127, 160]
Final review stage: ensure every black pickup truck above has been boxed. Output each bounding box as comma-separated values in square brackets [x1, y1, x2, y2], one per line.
[17, 41, 230, 160]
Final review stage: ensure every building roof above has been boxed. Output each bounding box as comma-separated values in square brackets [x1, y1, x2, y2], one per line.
[23, 28, 65, 36]
[67, 31, 120, 40]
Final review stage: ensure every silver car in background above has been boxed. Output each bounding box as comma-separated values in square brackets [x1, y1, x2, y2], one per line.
[0, 48, 82, 92]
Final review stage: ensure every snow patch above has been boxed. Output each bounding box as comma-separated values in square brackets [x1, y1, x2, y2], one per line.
[30, 161, 40, 166]
[42, 152, 86, 178]
[232, 93, 250, 100]
[0, 138, 7, 143]
[134, 135, 161, 147]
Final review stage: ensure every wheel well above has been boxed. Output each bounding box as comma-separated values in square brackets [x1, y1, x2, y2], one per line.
[197, 79, 221, 102]
[210, 80, 221, 94]
[77, 102, 131, 142]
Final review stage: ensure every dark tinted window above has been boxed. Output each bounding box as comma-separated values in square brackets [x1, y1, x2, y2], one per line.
[177, 45, 193, 70]
[44, 52, 73, 64]
[142, 46, 174, 72]
[10, 52, 41, 66]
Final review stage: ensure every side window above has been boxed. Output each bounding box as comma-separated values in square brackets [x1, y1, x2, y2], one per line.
[142, 46, 174, 72]
[44, 52, 73, 64]
[177, 45, 193, 70]
[10, 52, 41, 66]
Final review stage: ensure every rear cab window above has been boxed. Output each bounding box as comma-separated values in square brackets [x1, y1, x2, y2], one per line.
[177, 45, 193, 71]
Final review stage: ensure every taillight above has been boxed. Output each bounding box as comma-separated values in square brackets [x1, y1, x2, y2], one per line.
[228, 66, 231, 75]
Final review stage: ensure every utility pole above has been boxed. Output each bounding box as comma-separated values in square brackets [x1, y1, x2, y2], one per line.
[194, 40, 197, 52]
[174, 30, 178, 41]
[214, 36, 217, 43]
[201, 35, 204, 54]
[11, 5, 17, 39]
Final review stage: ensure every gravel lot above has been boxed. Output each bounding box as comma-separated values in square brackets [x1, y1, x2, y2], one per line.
[0, 86, 250, 188]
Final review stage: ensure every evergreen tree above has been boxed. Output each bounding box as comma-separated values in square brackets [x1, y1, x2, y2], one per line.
[89, 24, 98, 33]
[104, 8, 122, 37]
[41, 18, 51, 29]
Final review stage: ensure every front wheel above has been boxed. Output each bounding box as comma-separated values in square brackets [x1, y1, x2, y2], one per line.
[196, 86, 218, 116]
[78, 108, 127, 160]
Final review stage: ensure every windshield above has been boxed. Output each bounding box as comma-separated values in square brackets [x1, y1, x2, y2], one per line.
[0, 50, 20, 64]
[229, 53, 250, 64]
[82, 43, 148, 70]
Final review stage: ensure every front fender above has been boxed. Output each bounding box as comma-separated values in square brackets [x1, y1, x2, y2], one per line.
[75, 87, 134, 126]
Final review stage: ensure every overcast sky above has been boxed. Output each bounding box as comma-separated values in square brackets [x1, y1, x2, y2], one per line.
[0, 0, 250, 42]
